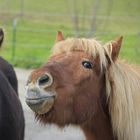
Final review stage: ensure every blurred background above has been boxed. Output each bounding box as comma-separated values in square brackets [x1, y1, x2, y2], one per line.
[0, 1, 140, 140]
[0, 0, 140, 68]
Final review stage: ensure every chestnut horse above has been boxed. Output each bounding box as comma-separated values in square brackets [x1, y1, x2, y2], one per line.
[0, 29, 25, 140]
[26, 32, 140, 140]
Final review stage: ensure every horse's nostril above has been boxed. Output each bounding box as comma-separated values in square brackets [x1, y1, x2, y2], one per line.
[38, 74, 53, 87]
[39, 76, 49, 85]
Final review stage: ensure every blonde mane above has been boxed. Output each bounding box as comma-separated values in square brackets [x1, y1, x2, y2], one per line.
[53, 38, 140, 140]
[52, 38, 108, 71]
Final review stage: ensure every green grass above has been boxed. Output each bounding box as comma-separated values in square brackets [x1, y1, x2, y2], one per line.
[0, 0, 140, 68]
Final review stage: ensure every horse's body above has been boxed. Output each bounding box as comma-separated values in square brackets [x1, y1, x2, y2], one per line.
[0, 71, 25, 140]
[0, 29, 25, 140]
[0, 57, 18, 93]
[26, 32, 140, 140]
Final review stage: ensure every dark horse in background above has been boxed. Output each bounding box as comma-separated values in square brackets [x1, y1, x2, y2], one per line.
[0, 29, 24, 140]
[0, 29, 18, 94]
[26, 32, 140, 140]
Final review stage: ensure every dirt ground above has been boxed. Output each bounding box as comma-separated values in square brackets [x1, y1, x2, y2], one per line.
[15, 68, 85, 140]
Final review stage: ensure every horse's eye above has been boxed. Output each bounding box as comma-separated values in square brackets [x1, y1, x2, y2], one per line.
[82, 61, 93, 69]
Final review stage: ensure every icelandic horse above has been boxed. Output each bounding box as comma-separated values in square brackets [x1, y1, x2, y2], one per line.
[26, 31, 140, 140]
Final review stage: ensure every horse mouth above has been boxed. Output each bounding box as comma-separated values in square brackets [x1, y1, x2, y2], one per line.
[26, 96, 55, 114]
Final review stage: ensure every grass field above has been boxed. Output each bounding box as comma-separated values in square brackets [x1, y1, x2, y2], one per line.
[0, 0, 140, 68]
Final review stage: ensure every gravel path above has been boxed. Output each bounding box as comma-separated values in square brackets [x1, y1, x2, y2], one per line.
[15, 68, 85, 140]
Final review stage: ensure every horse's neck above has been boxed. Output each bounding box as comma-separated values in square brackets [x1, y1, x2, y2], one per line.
[81, 113, 115, 140]
[81, 76, 116, 140]
[81, 106, 115, 140]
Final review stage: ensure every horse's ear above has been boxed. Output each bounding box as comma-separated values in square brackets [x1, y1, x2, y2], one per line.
[56, 31, 64, 42]
[111, 36, 123, 61]
[0, 29, 4, 47]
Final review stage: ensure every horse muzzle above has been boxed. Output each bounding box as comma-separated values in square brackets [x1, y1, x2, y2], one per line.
[25, 86, 56, 114]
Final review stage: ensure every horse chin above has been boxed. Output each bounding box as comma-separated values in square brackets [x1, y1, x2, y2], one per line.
[26, 96, 55, 115]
